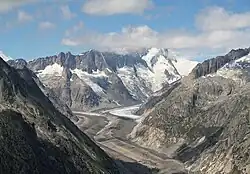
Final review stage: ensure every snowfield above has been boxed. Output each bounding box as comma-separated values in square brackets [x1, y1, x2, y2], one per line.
[37, 63, 63, 77]
[71, 68, 108, 95]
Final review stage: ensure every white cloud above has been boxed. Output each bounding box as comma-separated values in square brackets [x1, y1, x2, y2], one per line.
[0, 0, 36, 13]
[62, 25, 249, 52]
[82, 0, 154, 15]
[65, 21, 84, 36]
[196, 6, 250, 31]
[39, 21, 56, 29]
[17, 10, 33, 22]
[60, 5, 76, 19]
[62, 6, 250, 58]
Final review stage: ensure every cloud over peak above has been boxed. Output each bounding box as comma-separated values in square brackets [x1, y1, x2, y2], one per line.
[63, 6, 250, 58]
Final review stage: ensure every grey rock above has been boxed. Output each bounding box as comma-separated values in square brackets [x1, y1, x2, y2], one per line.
[130, 48, 250, 173]
[7, 61, 77, 121]
[10, 48, 180, 111]
[0, 56, 121, 174]
[190, 48, 250, 78]
[70, 74, 101, 110]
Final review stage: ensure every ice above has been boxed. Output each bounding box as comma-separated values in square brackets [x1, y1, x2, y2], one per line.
[173, 58, 198, 76]
[71, 68, 107, 95]
[108, 105, 141, 120]
[37, 63, 63, 77]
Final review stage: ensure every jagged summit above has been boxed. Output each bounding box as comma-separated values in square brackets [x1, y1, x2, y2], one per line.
[8, 47, 198, 110]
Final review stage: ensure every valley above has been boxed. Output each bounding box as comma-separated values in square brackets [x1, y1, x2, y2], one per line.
[3, 47, 250, 173]
[74, 106, 187, 174]
[1, 0, 250, 173]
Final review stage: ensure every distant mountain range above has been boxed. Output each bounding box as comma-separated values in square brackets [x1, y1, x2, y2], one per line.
[7, 48, 198, 111]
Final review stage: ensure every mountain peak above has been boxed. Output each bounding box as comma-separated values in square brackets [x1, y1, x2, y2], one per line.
[0, 51, 13, 61]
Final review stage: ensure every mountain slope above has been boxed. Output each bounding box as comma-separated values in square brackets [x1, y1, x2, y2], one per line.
[7, 60, 77, 121]
[0, 51, 12, 61]
[0, 56, 121, 173]
[130, 47, 250, 173]
[9, 48, 197, 110]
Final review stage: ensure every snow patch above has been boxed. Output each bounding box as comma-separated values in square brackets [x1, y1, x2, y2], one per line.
[173, 59, 198, 76]
[0, 51, 13, 61]
[222, 53, 250, 69]
[71, 68, 107, 95]
[204, 53, 250, 84]
[140, 48, 182, 90]
[117, 48, 184, 98]
[37, 63, 63, 77]
[117, 66, 150, 99]
[197, 136, 206, 145]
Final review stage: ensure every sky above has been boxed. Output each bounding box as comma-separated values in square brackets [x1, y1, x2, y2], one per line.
[0, 0, 250, 60]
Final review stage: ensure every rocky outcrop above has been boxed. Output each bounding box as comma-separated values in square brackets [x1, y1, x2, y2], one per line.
[70, 74, 102, 110]
[130, 48, 250, 173]
[135, 81, 181, 115]
[190, 48, 250, 78]
[0, 56, 122, 173]
[7, 62, 76, 121]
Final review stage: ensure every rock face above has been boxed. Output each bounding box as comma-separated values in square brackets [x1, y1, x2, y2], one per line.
[190, 48, 250, 78]
[7, 62, 77, 121]
[130, 48, 250, 173]
[8, 48, 197, 111]
[0, 57, 121, 174]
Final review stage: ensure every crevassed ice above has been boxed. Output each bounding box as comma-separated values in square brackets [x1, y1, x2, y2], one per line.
[71, 68, 107, 95]
[117, 48, 184, 97]
[117, 66, 150, 99]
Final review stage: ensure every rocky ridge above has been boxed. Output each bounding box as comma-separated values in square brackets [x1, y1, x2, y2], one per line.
[0, 56, 122, 174]
[9, 48, 197, 111]
[130, 47, 250, 173]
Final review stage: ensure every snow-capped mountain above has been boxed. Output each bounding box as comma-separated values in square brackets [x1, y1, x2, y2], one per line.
[8, 48, 198, 111]
[130, 47, 250, 174]
[0, 51, 12, 61]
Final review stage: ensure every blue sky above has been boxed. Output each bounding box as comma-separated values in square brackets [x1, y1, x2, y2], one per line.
[0, 0, 250, 60]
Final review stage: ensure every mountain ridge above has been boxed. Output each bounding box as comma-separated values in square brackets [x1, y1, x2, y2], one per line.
[0, 56, 123, 173]
[8, 48, 198, 111]
[129, 47, 250, 173]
